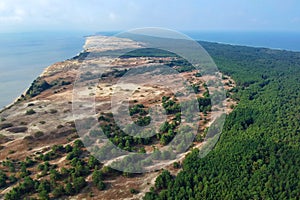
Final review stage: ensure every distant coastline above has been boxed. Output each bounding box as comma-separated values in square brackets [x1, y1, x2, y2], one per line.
[96, 31, 300, 52]
[1, 31, 300, 110]
[185, 31, 300, 52]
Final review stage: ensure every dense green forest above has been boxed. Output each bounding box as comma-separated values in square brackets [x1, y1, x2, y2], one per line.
[144, 42, 300, 199]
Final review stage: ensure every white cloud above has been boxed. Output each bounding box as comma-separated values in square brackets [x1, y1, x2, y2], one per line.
[109, 12, 117, 21]
[0, 1, 7, 11]
[0, 1, 26, 23]
[0, 0, 300, 32]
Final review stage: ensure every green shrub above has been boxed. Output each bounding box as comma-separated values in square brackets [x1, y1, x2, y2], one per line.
[97, 181, 106, 190]
[52, 185, 65, 198]
[26, 78, 52, 98]
[0, 123, 13, 130]
[26, 109, 36, 115]
[34, 131, 44, 138]
[73, 177, 87, 193]
[49, 109, 58, 114]
[130, 188, 139, 194]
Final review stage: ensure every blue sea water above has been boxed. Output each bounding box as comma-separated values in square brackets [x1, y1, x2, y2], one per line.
[184, 31, 300, 52]
[1, 31, 300, 108]
[98, 31, 300, 52]
[0, 32, 86, 108]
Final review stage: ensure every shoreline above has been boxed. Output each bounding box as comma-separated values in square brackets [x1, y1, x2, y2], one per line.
[0, 40, 88, 113]
[198, 39, 300, 53]
[1, 35, 300, 113]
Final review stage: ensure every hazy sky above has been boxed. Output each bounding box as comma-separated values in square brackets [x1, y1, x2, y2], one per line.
[1, 0, 300, 33]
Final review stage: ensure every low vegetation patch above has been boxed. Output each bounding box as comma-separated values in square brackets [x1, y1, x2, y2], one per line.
[25, 109, 36, 115]
[0, 123, 13, 130]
